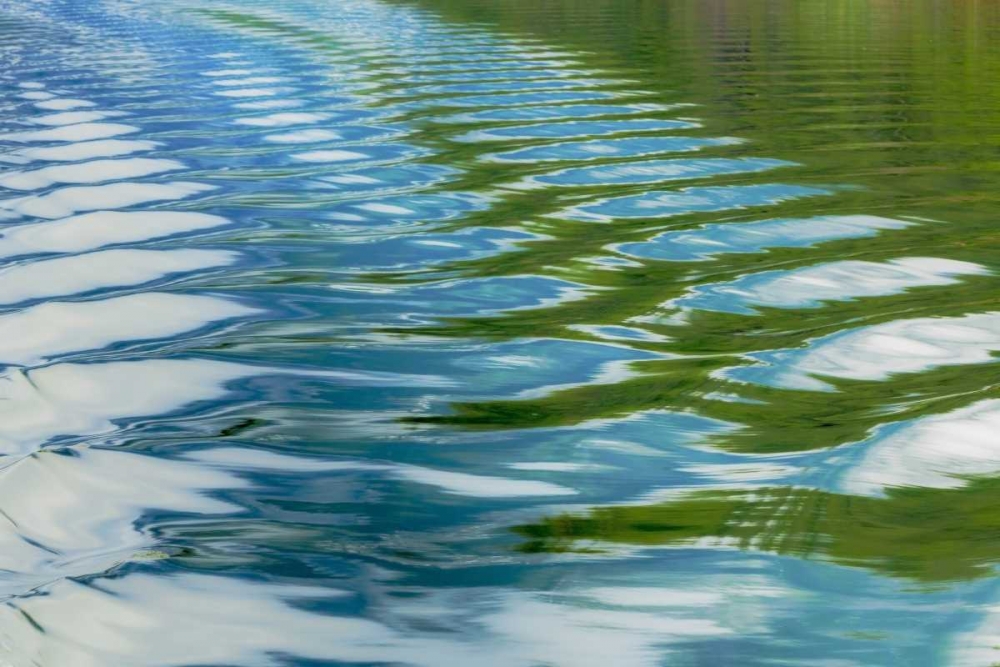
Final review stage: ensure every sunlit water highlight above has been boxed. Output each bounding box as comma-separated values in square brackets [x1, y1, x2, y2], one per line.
[1, 0, 999, 665]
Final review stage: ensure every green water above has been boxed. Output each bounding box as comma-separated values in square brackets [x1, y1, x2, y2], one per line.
[390, 0, 1000, 583]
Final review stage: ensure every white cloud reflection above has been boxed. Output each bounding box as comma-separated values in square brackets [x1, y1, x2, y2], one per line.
[0, 570, 786, 667]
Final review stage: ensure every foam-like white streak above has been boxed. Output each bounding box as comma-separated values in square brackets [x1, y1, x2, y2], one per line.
[213, 87, 281, 98]
[950, 601, 1000, 666]
[0, 358, 448, 458]
[0, 181, 214, 219]
[33, 98, 97, 110]
[676, 257, 986, 313]
[214, 76, 286, 87]
[17, 91, 55, 100]
[0, 248, 239, 304]
[264, 128, 342, 143]
[0, 572, 745, 667]
[190, 447, 577, 498]
[507, 462, 614, 472]
[585, 588, 726, 607]
[0, 210, 230, 258]
[233, 112, 328, 127]
[397, 466, 576, 497]
[616, 214, 911, 262]
[292, 149, 369, 162]
[1, 122, 138, 143]
[202, 68, 254, 76]
[0, 293, 258, 365]
[0, 158, 184, 190]
[731, 311, 1000, 390]
[13, 139, 160, 162]
[31, 110, 124, 126]
[0, 448, 245, 584]
[841, 399, 1000, 495]
[0, 359, 256, 455]
[0, 573, 384, 667]
[680, 462, 799, 483]
[232, 99, 304, 110]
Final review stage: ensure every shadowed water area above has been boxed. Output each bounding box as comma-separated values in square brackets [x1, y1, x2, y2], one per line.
[1, 0, 1000, 664]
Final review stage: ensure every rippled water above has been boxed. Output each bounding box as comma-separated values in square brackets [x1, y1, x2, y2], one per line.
[3, 0, 1000, 664]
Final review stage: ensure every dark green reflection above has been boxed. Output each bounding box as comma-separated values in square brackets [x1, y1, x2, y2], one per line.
[376, 0, 1000, 457]
[516, 479, 1000, 582]
[410, 357, 1000, 454]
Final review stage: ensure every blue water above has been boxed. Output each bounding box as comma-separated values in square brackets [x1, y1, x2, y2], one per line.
[2, 0, 1000, 665]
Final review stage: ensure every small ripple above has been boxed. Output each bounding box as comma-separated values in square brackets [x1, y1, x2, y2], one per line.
[488, 135, 741, 163]
[30, 110, 126, 126]
[841, 400, 1000, 495]
[0, 248, 239, 304]
[232, 111, 330, 127]
[529, 157, 791, 188]
[615, 214, 909, 261]
[6, 139, 160, 163]
[673, 257, 986, 314]
[0, 122, 139, 143]
[0, 359, 256, 456]
[562, 183, 829, 222]
[0, 157, 184, 191]
[438, 102, 673, 124]
[191, 447, 577, 498]
[0, 293, 259, 365]
[291, 143, 430, 165]
[33, 98, 97, 110]
[0, 181, 214, 220]
[0, 210, 230, 258]
[723, 311, 1000, 390]
[453, 118, 699, 143]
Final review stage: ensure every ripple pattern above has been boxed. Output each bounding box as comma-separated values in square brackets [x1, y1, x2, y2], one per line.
[1, 0, 999, 665]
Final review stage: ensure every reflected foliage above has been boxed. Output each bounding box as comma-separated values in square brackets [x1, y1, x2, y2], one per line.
[517, 479, 1000, 582]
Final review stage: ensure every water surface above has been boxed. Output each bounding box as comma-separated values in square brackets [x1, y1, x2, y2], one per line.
[2, 0, 1000, 664]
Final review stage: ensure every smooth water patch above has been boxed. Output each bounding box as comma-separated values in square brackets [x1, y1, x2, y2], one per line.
[0, 122, 139, 143]
[0, 293, 258, 365]
[325, 226, 537, 272]
[0, 211, 231, 258]
[723, 311, 1000, 390]
[489, 135, 741, 163]
[0, 158, 184, 191]
[326, 275, 593, 326]
[0, 448, 245, 586]
[5, 0, 1000, 664]
[405, 67, 587, 83]
[0, 181, 214, 220]
[0, 359, 257, 455]
[33, 98, 97, 110]
[232, 98, 305, 110]
[191, 447, 577, 498]
[0, 249, 239, 304]
[438, 102, 673, 124]
[0, 569, 765, 667]
[563, 184, 829, 222]
[615, 214, 911, 261]
[7, 139, 161, 163]
[529, 157, 791, 188]
[263, 128, 344, 143]
[291, 142, 430, 165]
[841, 399, 1000, 496]
[453, 118, 697, 143]
[30, 110, 126, 126]
[412, 77, 621, 96]
[233, 111, 330, 127]
[673, 257, 986, 314]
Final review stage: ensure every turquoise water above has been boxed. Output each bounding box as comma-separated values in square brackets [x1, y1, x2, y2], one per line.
[3, 0, 1000, 664]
